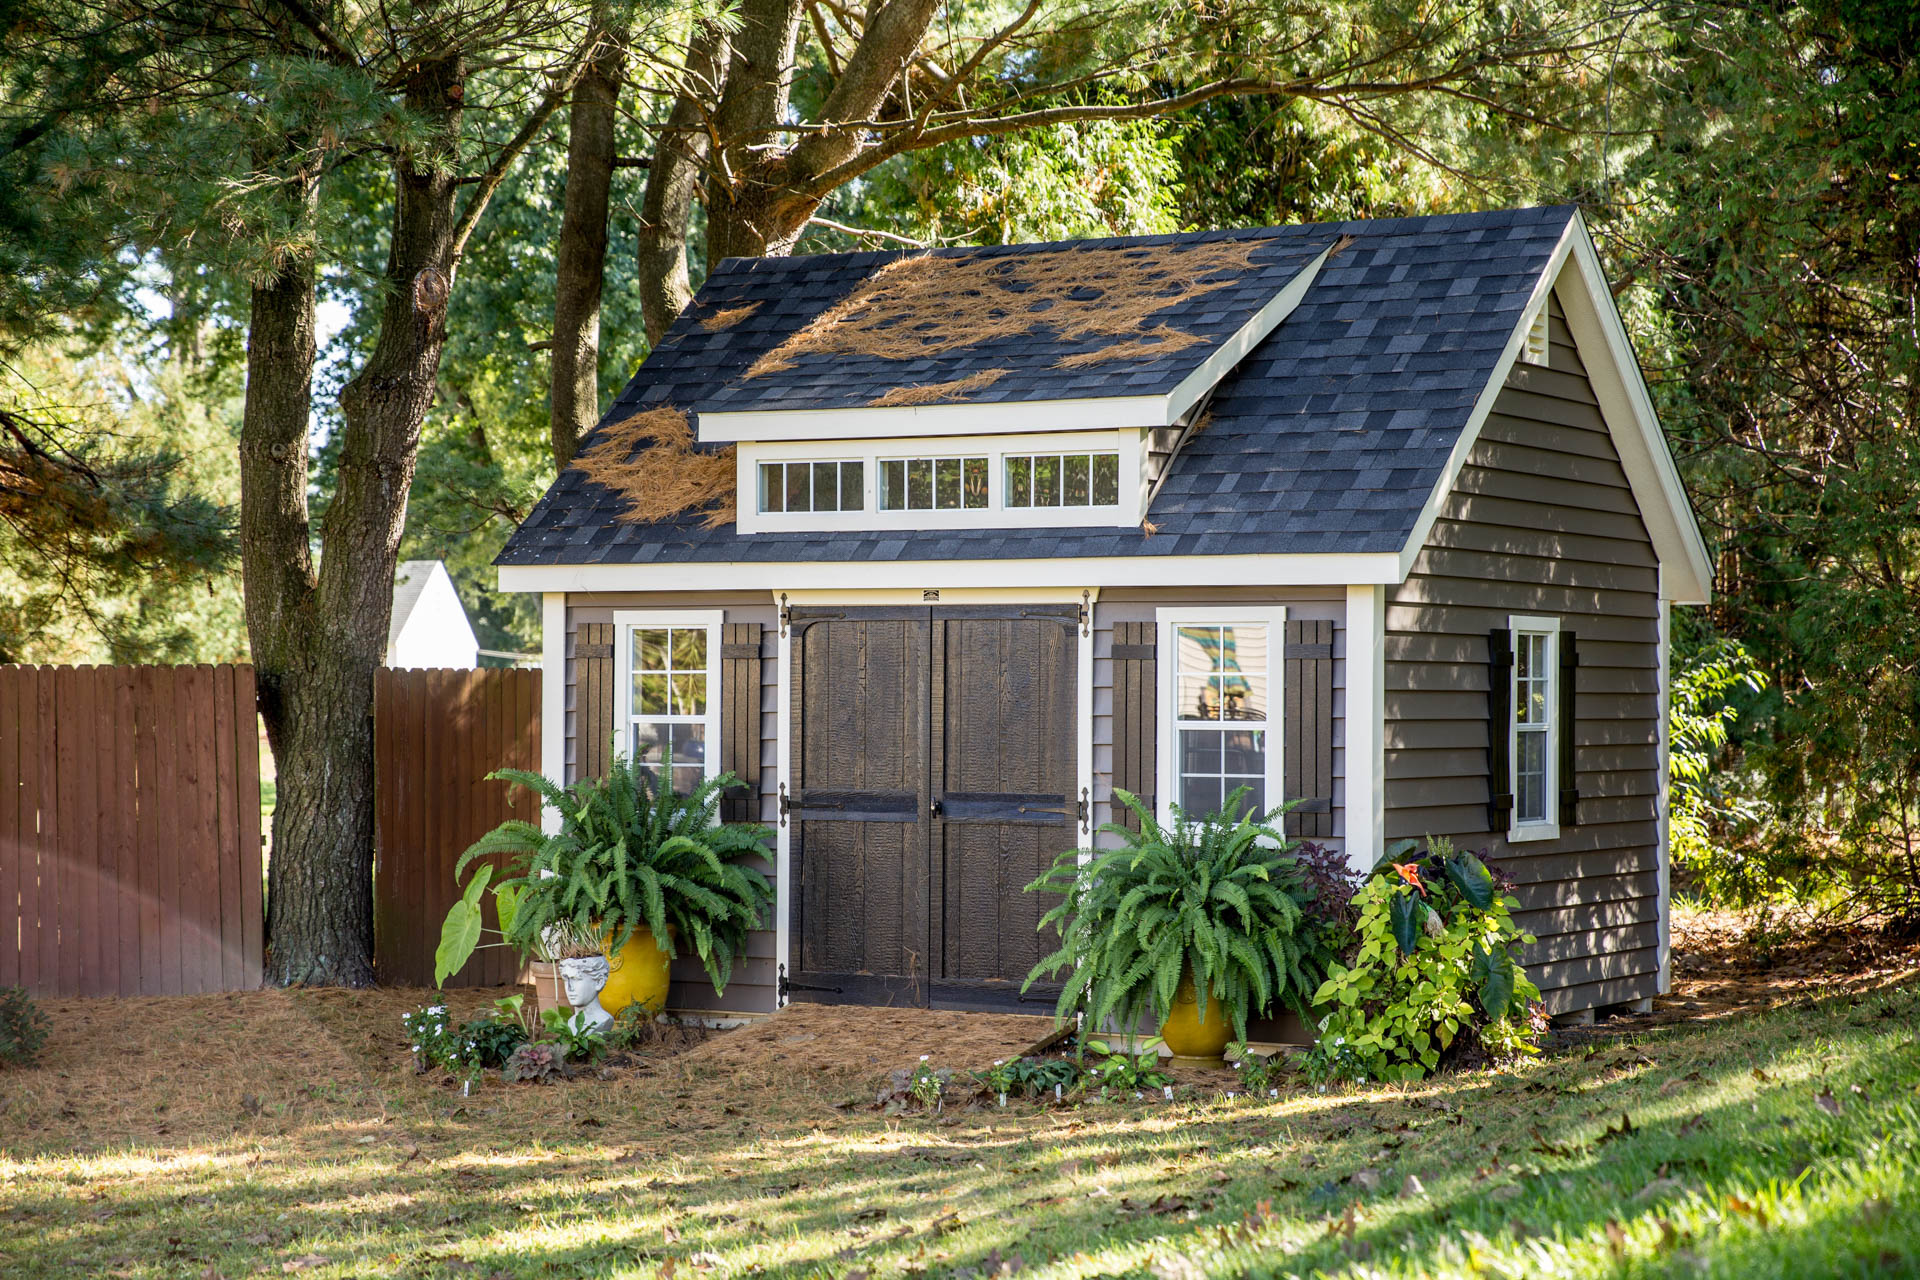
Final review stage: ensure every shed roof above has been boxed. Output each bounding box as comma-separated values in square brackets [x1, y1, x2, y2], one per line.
[499, 205, 1577, 567]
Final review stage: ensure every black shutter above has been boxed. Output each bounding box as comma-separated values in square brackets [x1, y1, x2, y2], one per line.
[1558, 630, 1580, 827]
[1109, 622, 1157, 831]
[1282, 620, 1335, 838]
[720, 622, 763, 823]
[1486, 628, 1513, 833]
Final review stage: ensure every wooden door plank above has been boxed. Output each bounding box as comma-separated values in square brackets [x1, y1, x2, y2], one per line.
[107, 666, 136, 995]
[212, 665, 243, 991]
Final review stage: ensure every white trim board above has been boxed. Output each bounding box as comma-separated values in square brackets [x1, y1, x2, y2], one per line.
[501, 551, 1403, 595]
[1394, 212, 1713, 606]
[695, 243, 1336, 444]
[539, 592, 566, 834]
[1342, 585, 1384, 873]
[1504, 613, 1563, 845]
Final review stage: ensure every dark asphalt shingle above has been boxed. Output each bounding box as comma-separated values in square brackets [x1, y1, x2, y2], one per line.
[498, 206, 1575, 568]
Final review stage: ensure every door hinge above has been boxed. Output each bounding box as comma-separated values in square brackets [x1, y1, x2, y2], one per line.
[777, 963, 788, 1005]
[1078, 786, 1090, 833]
[779, 592, 790, 637]
[778, 781, 790, 826]
[1080, 588, 1092, 637]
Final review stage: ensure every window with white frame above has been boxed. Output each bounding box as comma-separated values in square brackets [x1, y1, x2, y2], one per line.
[1162, 613, 1280, 822]
[759, 459, 863, 513]
[1005, 452, 1121, 508]
[879, 456, 988, 511]
[1509, 617, 1559, 835]
[617, 613, 722, 795]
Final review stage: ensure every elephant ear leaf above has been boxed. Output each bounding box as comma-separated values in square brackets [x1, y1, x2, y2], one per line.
[1371, 838, 1421, 877]
[494, 883, 523, 940]
[1389, 892, 1423, 956]
[434, 865, 494, 987]
[1476, 944, 1517, 1022]
[1444, 851, 1496, 911]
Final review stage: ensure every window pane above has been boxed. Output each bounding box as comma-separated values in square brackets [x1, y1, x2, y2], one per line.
[1222, 729, 1265, 776]
[1006, 457, 1032, 507]
[632, 721, 668, 777]
[671, 672, 707, 716]
[636, 673, 670, 716]
[1180, 729, 1222, 773]
[841, 460, 864, 511]
[670, 722, 707, 768]
[880, 460, 906, 511]
[786, 462, 810, 512]
[908, 458, 933, 509]
[1175, 625, 1223, 672]
[1033, 455, 1061, 506]
[812, 461, 838, 511]
[1178, 674, 1220, 721]
[760, 463, 784, 513]
[1179, 774, 1223, 818]
[935, 457, 962, 509]
[1222, 779, 1265, 822]
[637, 628, 669, 672]
[1092, 453, 1120, 505]
[1218, 625, 1267, 720]
[964, 457, 988, 508]
[671, 764, 704, 797]
[1516, 730, 1546, 822]
[671, 628, 706, 668]
[1064, 454, 1091, 505]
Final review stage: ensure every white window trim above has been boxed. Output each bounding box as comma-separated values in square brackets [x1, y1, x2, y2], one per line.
[735, 429, 1145, 532]
[1507, 613, 1561, 844]
[1154, 606, 1287, 830]
[611, 609, 725, 791]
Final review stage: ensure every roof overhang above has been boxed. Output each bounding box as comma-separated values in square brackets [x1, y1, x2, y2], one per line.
[694, 241, 1337, 444]
[498, 549, 1405, 595]
[1392, 211, 1714, 606]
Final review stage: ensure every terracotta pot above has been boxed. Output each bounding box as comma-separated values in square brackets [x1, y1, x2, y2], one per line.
[1159, 972, 1233, 1066]
[529, 961, 568, 1019]
[599, 927, 673, 1017]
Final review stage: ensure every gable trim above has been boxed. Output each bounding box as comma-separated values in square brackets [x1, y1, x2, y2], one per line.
[695, 242, 1337, 444]
[1393, 212, 1712, 605]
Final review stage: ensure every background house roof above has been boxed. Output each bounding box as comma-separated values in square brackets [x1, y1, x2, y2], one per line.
[499, 205, 1576, 567]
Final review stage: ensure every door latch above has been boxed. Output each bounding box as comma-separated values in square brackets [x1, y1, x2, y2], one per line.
[929, 798, 944, 818]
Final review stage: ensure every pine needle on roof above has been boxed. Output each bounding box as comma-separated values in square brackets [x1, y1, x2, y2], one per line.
[571, 405, 736, 529]
[1052, 324, 1206, 369]
[867, 368, 1011, 407]
[746, 237, 1272, 379]
[700, 301, 762, 332]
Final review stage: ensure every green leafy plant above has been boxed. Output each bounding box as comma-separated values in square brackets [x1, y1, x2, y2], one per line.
[0, 986, 49, 1068]
[539, 1007, 608, 1063]
[1310, 837, 1542, 1082]
[434, 758, 774, 995]
[977, 1058, 1021, 1098]
[402, 1003, 461, 1073]
[905, 1055, 946, 1107]
[1023, 788, 1339, 1045]
[458, 996, 531, 1069]
[1085, 1038, 1170, 1094]
[1226, 1041, 1281, 1094]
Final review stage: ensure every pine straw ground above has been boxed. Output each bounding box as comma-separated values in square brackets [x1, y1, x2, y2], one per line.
[4, 908, 1920, 1280]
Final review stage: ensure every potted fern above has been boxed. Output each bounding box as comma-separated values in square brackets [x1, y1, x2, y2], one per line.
[1022, 788, 1341, 1066]
[434, 758, 775, 1021]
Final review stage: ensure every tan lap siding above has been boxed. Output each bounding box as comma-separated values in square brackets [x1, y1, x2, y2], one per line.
[566, 593, 781, 1015]
[1383, 294, 1663, 1015]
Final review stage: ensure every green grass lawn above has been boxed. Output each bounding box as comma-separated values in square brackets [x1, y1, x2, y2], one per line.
[3, 971, 1918, 1280]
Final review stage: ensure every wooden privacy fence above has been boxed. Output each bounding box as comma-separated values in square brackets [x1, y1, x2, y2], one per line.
[0, 664, 264, 997]
[373, 666, 542, 987]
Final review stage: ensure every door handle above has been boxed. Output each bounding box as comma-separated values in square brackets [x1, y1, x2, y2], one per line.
[929, 798, 944, 818]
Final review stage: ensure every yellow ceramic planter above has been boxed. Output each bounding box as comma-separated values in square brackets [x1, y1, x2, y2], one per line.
[1159, 974, 1232, 1066]
[597, 927, 672, 1018]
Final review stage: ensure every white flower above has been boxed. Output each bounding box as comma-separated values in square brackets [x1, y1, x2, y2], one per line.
[920, 1054, 930, 1062]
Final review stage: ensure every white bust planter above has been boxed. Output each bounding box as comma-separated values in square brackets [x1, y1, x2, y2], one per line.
[556, 955, 614, 1034]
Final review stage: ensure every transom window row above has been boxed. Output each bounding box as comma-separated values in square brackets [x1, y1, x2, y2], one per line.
[757, 451, 1123, 514]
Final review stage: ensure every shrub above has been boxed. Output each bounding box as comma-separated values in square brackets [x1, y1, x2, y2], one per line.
[1309, 838, 1542, 1083]
[458, 996, 531, 1069]
[1084, 1039, 1170, 1094]
[1023, 788, 1339, 1045]
[0, 986, 48, 1068]
[502, 1042, 561, 1084]
[436, 758, 775, 994]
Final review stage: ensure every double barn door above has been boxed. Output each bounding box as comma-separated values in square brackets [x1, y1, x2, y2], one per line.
[787, 606, 1077, 1011]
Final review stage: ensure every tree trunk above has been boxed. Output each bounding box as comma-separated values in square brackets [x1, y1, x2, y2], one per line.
[245, 56, 466, 987]
[548, 12, 626, 469]
[637, 21, 730, 343]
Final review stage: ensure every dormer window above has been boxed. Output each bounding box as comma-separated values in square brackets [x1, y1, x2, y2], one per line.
[759, 460, 863, 513]
[1005, 452, 1121, 508]
[879, 457, 988, 511]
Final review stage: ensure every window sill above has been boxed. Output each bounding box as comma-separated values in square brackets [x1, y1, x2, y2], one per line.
[1507, 821, 1560, 844]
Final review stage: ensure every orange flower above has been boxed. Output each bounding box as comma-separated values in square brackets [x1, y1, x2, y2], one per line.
[1391, 862, 1428, 895]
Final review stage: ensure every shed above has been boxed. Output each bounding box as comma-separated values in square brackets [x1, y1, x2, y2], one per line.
[498, 205, 1711, 1027]
[388, 560, 480, 670]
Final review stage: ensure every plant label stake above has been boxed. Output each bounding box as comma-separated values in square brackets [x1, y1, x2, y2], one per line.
[998, 1092, 1007, 1108]
[1163, 1085, 1174, 1101]
[1055, 1084, 1062, 1102]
